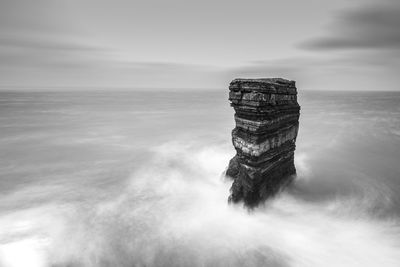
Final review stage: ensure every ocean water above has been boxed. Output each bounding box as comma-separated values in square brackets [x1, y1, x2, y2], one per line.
[0, 89, 400, 267]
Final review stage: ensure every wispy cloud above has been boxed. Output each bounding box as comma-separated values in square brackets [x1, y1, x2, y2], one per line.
[0, 32, 224, 89]
[0, 35, 106, 53]
[1, 0, 399, 91]
[0, 34, 111, 71]
[225, 52, 400, 91]
[299, 1, 400, 51]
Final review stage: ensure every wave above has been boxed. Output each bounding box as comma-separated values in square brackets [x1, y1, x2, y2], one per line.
[1, 142, 400, 267]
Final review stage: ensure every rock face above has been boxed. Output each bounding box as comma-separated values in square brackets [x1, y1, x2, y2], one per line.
[226, 78, 300, 207]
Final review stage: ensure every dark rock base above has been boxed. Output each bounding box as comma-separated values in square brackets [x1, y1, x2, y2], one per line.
[227, 156, 296, 207]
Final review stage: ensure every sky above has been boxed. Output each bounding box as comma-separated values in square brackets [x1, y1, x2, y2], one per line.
[0, 0, 399, 91]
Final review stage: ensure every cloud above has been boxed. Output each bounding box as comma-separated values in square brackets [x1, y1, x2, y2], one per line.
[0, 28, 227, 89]
[224, 53, 400, 91]
[289, 0, 400, 91]
[0, 33, 224, 89]
[0, 35, 106, 53]
[299, 1, 400, 51]
[0, 34, 113, 72]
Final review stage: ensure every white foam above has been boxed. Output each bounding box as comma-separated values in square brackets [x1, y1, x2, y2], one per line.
[1, 142, 400, 267]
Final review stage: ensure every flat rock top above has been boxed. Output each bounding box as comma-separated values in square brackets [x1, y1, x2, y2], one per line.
[231, 78, 295, 86]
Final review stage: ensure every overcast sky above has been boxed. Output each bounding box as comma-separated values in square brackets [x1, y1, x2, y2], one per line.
[0, 0, 399, 90]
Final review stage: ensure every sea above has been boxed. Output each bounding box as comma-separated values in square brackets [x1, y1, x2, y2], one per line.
[0, 89, 400, 267]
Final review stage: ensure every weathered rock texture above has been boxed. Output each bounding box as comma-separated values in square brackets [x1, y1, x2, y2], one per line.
[226, 78, 300, 206]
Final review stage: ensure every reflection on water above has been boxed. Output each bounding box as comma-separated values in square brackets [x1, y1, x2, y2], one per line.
[0, 90, 400, 267]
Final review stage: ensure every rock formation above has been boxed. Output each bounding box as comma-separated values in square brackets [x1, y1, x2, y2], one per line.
[226, 78, 300, 207]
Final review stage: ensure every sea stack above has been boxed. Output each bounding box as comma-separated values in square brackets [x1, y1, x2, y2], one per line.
[226, 78, 300, 207]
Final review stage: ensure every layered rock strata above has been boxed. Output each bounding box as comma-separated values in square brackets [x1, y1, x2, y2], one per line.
[226, 78, 300, 206]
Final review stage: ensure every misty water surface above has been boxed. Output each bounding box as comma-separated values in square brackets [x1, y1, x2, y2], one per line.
[1, 90, 400, 267]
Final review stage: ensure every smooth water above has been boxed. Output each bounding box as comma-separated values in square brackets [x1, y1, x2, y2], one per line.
[1, 90, 400, 267]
